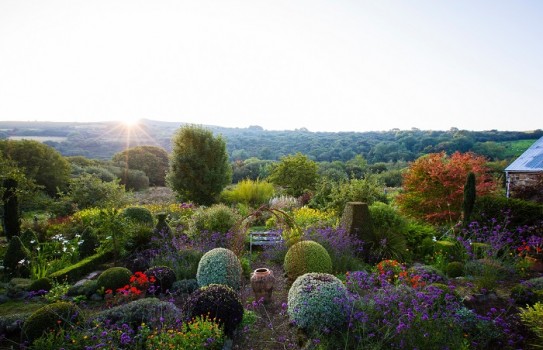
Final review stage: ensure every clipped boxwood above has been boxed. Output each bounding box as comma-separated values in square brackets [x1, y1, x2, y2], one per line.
[96, 267, 132, 292]
[196, 248, 242, 291]
[283, 240, 332, 281]
[22, 301, 83, 343]
[49, 250, 113, 283]
[184, 284, 244, 337]
[29, 277, 53, 292]
[446, 261, 465, 278]
[287, 273, 349, 332]
[122, 206, 154, 226]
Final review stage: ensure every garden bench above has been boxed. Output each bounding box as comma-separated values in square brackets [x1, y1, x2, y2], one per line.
[249, 231, 283, 255]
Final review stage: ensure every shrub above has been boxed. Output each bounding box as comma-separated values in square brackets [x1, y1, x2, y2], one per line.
[153, 212, 172, 237]
[283, 240, 332, 281]
[122, 206, 154, 226]
[220, 178, 274, 206]
[472, 195, 543, 227]
[28, 277, 53, 292]
[145, 314, 224, 350]
[184, 284, 244, 337]
[407, 264, 447, 284]
[96, 267, 132, 292]
[172, 279, 199, 294]
[3, 236, 31, 278]
[446, 261, 465, 278]
[144, 266, 176, 294]
[434, 240, 465, 262]
[94, 297, 180, 330]
[287, 272, 349, 332]
[21, 301, 83, 343]
[405, 220, 437, 260]
[519, 302, 543, 347]
[78, 229, 100, 259]
[196, 247, 242, 291]
[48, 250, 113, 282]
[511, 277, 543, 306]
[20, 229, 39, 250]
[292, 206, 338, 230]
[188, 204, 240, 236]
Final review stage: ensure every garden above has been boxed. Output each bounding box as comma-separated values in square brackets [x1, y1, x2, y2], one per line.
[1, 131, 543, 349]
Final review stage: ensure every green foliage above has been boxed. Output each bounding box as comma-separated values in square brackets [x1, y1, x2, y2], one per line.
[94, 297, 180, 329]
[519, 302, 543, 348]
[3, 178, 21, 240]
[29, 277, 53, 292]
[96, 267, 132, 292]
[67, 280, 98, 298]
[21, 301, 83, 343]
[78, 229, 100, 259]
[0, 139, 71, 196]
[167, 124, 232, 205]
[44, 281, 71, 303]
[188, 204, 240, 235]
[169, 249, 203, 280]
[404, 220, 437, 260]
[221, 178, 275, 206]
[121, 206, 154, 226]
[153, 212, 172, 237]
[112, 145, 169, 186]
[283, 240, 333, 281]
[125, 224, 153, 251]
[108, 166, 150, 191]
[268, 152, 318, 197]
[59, 174, 128, 213]
[48, 249, 113, 283]
[326, 175, 388, 214]
[434, 240, 465, 262]
[20, 228, 39, 250]
[3, 236, 31, 278]
[287, 272, 349, 332]
[446, 261, 465, 278]
[511, 277, 543, 306]
[196, 247, 242, 291]
[144, 266, 176, 294]
[472, 195, 543, 227]
[145, 314, 225, 350]
[184, 284, 244, 337]
[292, 206, 338, 230]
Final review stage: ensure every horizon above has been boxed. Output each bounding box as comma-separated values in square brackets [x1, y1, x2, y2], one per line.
[1, 1, 542, 132]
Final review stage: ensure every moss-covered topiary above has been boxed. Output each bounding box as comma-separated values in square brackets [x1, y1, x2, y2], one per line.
[3, 236, 31, 278]
[446, 261, 465, 278]
[94, 298, 180, 330]
[184, 284, 244, 337]
[29, 277, 53, 292]
[196, 248, 242, 291]
[287, 272, 349, 332]
[48, 250, 113, 282]
[96, 267, 132, 292]
[122, 206, 154, 226]
[21, 301, 83, 343]
[144, 265, 176, 294]
[283, 240, 332, 281]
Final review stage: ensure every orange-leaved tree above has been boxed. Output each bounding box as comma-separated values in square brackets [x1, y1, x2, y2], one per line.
[396, 152, 497, 224]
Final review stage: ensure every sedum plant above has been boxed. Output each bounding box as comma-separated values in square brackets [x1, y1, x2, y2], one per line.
[287, 272, 349, 333]
[196, 247, 242, 291]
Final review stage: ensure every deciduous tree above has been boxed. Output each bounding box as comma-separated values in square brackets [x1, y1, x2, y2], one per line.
[268, 153, 318, 197]
[112, 146, 169, 186]
[396, 152, 496, 224]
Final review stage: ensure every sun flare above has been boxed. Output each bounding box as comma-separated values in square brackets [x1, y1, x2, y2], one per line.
[118, 118, 140, 128]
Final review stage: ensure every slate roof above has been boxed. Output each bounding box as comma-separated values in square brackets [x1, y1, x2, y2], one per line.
[505, 136, 543, 172]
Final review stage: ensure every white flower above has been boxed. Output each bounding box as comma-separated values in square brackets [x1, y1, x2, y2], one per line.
[18, 259, 26, 265]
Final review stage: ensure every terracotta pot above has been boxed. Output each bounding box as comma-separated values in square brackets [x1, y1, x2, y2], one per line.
[526, 256, 543, 272]
[250, 268, 275, 304]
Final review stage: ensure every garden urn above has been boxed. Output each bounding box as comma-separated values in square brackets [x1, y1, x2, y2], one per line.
[250, 268, 275, 304]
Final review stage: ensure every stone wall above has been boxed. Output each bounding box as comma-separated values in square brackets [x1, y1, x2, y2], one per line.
[509, 172, 543, 202]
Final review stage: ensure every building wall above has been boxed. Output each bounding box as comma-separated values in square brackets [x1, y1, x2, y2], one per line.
[509, 172, 543, 202]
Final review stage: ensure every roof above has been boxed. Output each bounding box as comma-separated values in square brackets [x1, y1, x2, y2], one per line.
[505, 136, 543, 172]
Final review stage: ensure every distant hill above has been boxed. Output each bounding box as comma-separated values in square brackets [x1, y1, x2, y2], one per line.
[0, 119, 541, 163]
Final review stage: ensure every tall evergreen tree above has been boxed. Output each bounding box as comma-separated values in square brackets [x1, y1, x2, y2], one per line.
[462, 172, 476, 226]
[167, 125, 232, 205]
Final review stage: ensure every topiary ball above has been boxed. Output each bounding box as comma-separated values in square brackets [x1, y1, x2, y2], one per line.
[283, 240, 332, 281]
[22, 301, 83, 343]
[287, 273, 349, 332]
[122, 206, 154, 226]
[446, 261, 465, 278]
[28, 277, 53, 292]
[196, 248, 242, 291]
[184, 284, 244, 337]
[144, 265, 176, 294]
[96, 267, 132, 292]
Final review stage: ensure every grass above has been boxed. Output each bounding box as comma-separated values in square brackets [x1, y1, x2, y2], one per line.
[500, 139, 538, 159]
[0, 300, 46, 316]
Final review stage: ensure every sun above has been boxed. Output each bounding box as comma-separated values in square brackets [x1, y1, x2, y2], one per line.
[118, 117, 140, 128]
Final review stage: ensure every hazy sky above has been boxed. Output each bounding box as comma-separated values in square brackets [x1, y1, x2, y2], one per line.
[0, 0, 541, 132]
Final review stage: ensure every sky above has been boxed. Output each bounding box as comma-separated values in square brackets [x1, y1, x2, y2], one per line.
[0, 0, 542, 132]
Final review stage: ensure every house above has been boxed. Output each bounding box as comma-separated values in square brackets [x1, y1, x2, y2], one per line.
[505, 136, 543, 202]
